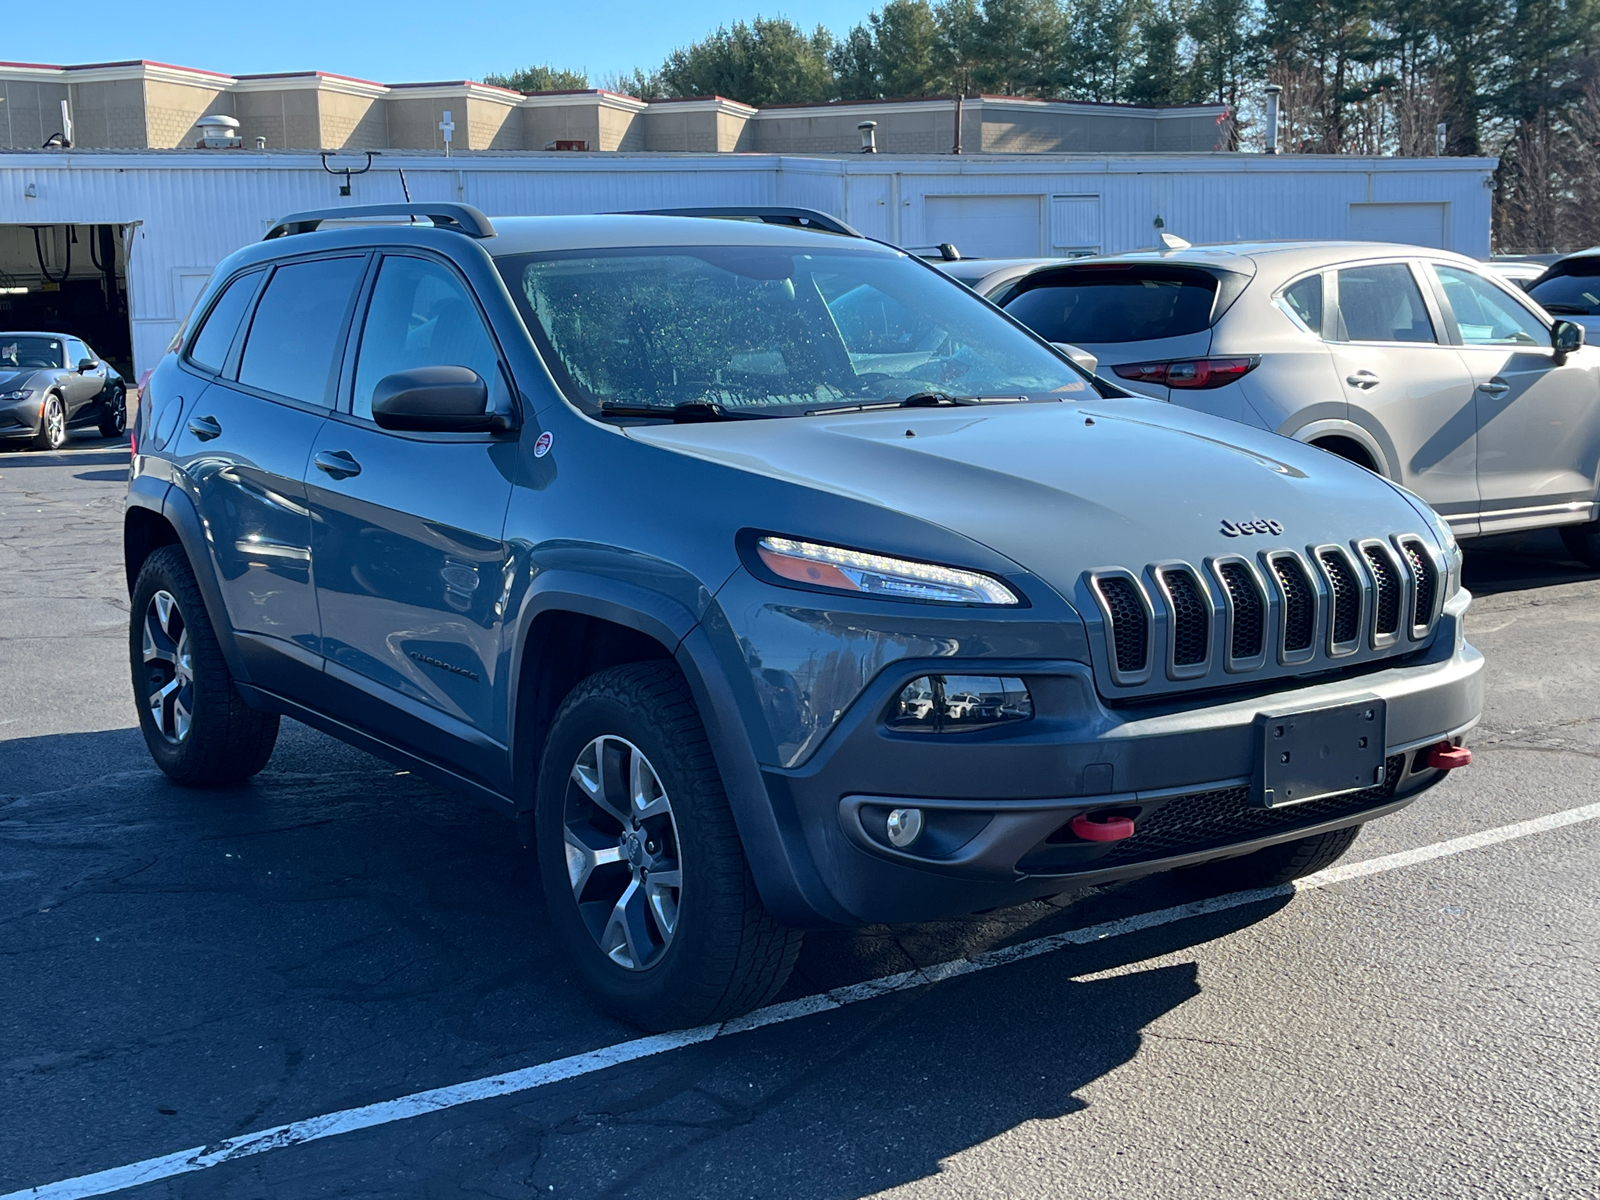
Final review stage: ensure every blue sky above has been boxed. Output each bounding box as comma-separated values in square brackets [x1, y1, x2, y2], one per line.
[7, 1, 870, 84]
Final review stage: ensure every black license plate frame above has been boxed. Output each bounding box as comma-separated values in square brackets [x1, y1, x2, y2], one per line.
[1254, 696, 1387, 808]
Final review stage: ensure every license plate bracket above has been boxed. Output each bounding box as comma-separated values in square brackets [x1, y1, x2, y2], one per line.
[1255, 696, 1387, 808]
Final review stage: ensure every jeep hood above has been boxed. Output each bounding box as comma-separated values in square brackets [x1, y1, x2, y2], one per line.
[625, 397, 1434, 593]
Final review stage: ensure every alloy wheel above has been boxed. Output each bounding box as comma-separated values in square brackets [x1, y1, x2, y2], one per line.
[107, 389, 127, 435]
[141, 590, 194, 743]
[42, 397, 66, 449]
[563, 735, 683, 970]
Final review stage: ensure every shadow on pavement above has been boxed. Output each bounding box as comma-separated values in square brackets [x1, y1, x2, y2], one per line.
[0, 721, 1289, 1198]
[0, 445, 130, 468]
[1462, 528, 1600, 595]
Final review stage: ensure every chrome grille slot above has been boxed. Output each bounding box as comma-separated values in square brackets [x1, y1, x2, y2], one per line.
[1216, 561, 1265, 662]
[1158, 568, 1210, 669]
[1362, 543, 1402, 640]
[1095, 575, 1150, 677]
[1399, 537, 1437, 634]
[1318, 548, 1362, 651]
[1271, 554, 1316, 654]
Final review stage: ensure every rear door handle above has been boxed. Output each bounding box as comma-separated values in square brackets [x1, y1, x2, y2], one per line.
[1477, 380, 1511, 396]
[313, 449, 362, 480]
[1346, 371, 1380, 389]
[187, 415, 222, 441]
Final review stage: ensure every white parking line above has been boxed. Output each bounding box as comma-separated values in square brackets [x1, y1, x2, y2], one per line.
[7, 799, 1600, 1200]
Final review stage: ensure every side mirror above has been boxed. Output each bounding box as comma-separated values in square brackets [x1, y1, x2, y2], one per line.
[1552, 320, 1585, 356]
[371, 366, 500, 432]
[77, 358, 99, 372]
[1051, 342, 1099, 375]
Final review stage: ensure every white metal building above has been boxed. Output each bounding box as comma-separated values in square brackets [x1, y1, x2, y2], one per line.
[0, 149, 1497, 377]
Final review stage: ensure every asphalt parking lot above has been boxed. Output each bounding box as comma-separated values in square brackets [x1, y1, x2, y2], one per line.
[2, 435, 1598, 1200]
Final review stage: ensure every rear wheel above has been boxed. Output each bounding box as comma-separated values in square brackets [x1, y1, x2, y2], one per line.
[31, 393, 66, 451]
[535, 662, 802, 1030]
[130, 545, 279, 785]
[1186, 825, 1362, 890]
[98, 385, 127, 439]
[1560, 521, 1600, 569]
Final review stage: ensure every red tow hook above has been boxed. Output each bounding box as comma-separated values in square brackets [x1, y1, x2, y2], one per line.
[1070, 812, 1136, 843]
[1427, 742, 1473, 770]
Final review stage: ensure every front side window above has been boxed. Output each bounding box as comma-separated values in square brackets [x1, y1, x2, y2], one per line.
[1336, 264, 1436, 343]
[495, 245, 1089, 417]
[238, 256, 366, 405]
[1280, 274, 1324, 335]
[1435, 265, 1548, 346]
[187, 272, 261, 374]
[352, 256, 503, 420]
[1, 336, 65, 369]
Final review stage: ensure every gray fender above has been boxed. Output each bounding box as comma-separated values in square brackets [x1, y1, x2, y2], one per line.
[1283, 416, 1396, 478]
[134, 475, 253, 684]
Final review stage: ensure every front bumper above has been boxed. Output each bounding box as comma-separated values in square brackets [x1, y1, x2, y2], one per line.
[759, 595, 1482, 925]
[0, 396, 40, 437]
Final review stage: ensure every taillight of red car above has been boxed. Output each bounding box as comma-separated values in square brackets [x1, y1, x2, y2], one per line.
[1112, 357, 1260, 389]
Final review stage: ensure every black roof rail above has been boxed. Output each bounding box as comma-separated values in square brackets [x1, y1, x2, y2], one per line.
[264, 202, 496, 241]
[617, 206, 863, 238]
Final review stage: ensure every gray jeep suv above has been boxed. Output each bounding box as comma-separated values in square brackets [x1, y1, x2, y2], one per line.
[125, 203, 1483, 1030]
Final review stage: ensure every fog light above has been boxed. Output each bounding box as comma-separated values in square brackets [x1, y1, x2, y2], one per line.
[885, 807, 924, 848]
[887, 675, 1032, 733]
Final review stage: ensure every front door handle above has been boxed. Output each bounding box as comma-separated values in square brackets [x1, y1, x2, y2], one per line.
[1346, 371, 1380, 389]
[187, 415, 222, 441]
[313, 449, 362, 480]
[1477, 380, 1511, 396]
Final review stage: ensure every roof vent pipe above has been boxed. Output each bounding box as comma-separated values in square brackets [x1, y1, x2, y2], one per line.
[1263, 84, 1282, 155]
[858, 120, 878, 154]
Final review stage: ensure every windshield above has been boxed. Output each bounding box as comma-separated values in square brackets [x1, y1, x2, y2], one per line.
[1529, 264, 1600, 315]
[0, 336, 65, 370]
[1001, 265, 1228, 344]
[495, 245, 1091, 416]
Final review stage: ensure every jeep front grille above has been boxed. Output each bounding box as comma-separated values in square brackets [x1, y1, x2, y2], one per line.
[1084, 535, 1441, 694]
[1096, 576, 1149, 676]
[1272, 555, 1316, 653]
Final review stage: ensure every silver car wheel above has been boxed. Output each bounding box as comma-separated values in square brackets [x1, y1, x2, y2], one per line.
[564, 734, 683, 971]
[42, 396, 66, 449]
[142, 590, 194, 743]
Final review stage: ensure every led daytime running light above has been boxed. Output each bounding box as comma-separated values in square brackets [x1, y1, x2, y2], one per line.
[757, 536, 1019, 605]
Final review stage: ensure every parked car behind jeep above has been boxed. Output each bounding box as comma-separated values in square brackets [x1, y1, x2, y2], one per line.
[126, 206, 1482, 1030]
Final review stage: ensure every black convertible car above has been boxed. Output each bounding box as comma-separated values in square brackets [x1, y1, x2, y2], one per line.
[0, 331, 127, 451]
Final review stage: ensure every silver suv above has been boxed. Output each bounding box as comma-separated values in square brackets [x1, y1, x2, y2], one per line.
[945, 243, 1600, 564]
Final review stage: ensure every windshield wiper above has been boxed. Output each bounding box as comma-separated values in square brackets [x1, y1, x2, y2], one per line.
[806, 391, 989, 416]
[1539, 302, 1592, 314]
[599, 402, 761, 423]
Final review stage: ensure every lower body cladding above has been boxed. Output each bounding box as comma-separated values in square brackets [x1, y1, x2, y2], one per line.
[761, 628, 1483, 927]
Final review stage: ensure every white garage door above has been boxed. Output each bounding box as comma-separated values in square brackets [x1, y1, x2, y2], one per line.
[1347, 202, 1447, 249]
[924, 195, 1043, 259]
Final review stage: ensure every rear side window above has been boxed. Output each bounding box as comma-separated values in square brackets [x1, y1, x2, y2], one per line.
[1528, 262, 1600, 315]
[1001, 265, 1233, 344]
[1280, 275, 1324, 334]
[1335, 264, 1435, 343]
[238, 257, 366, 405]
[188, 272, 261, 373]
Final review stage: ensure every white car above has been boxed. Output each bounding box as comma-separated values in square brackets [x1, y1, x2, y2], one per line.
[944, 242, 1600, 563]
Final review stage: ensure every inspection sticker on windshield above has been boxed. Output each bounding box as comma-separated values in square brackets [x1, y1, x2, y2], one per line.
[534, 432, 553, 457]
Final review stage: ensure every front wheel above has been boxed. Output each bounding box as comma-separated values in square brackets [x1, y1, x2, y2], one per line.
[32, 393, 66, 451]
[1185, 825, 1362, 890]
[1561, 521, 1600, 569]
[535, 662, 802, 1030]
[98, 386, 127, 439]
[130, 545, 279, 785]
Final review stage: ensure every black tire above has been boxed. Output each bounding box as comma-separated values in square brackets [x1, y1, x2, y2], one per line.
[1186, 824, 1362, 890]
[1560, 521, 1600, 569]
[130, 545, 279, 786]
[98, 386, 127, 439]
[535, 661, 802, 1030]
[31, 392, 66, 451]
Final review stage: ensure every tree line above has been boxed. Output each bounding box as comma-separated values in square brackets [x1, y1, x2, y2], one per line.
[488, 0, 1600, 252]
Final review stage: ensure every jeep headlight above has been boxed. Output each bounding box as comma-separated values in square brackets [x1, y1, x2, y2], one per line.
[755, 536, 1020, 605]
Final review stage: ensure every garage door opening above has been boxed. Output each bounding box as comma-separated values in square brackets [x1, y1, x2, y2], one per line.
[0, 224, 133, 379]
